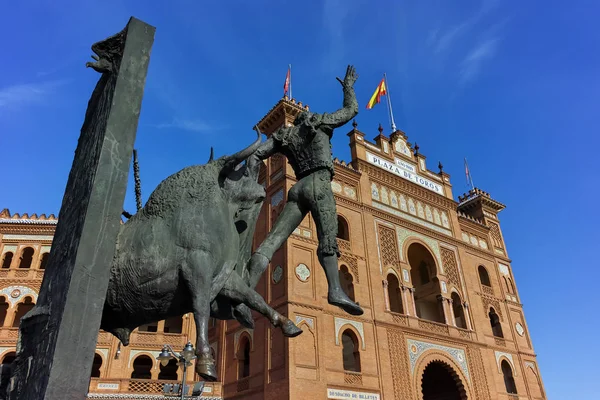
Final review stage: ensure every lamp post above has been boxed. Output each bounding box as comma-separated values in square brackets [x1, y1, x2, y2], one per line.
[157, 341, 197, 399]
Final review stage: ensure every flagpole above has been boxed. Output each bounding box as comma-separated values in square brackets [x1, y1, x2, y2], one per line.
[383, 73, 397, 132]
[465, 157, 475, 190]
[289, 64, 292, 100]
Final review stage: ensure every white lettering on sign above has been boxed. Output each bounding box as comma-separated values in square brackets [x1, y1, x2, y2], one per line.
[366, 152, 443, 195]
[97, 383, 119, 390]
[394, 157, 416, 173]
[327, 388, 381, 400]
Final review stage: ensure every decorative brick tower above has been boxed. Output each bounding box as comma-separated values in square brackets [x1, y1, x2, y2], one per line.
[213, 96, 547, 400]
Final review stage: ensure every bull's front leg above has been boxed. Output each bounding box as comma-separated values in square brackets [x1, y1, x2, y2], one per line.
[183, 251, 218, 382]
[221, 273, 303, 338]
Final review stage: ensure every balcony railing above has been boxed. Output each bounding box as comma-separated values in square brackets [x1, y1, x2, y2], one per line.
[0, 327, 19, 342]
[129, 331, 187, 347]
[389, 312, 409, 326]
[344, 371, 363, 385]
[418, 319, 450, 336]
[336, 238, 352, 253]
[0, 269, 45, 279]
[89, 378, 219, 396]
[481, 285, 494, 296]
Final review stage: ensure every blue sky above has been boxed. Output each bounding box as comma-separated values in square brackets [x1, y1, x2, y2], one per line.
[1, 0, 598, 397]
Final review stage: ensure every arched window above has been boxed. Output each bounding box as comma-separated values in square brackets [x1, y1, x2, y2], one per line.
[158, 358, 178, 380]
[408, 243, 444, 323]
[1, 352, 15, 366]
[0, 297, 8, 327]
[1, 252, 13, 269]
[336, 215, 350, 241]
[478, 266, 491, 287]
[503, 277, 515, 294]
[91, 353, 102, 378]
[501, 360, 517, 394]
[339, 265, 355, 301]
[341, 329, 361, 372]
[18, 248, 34, 269]
[164, 316, 183, 334]
[387, 274, 403, 313]
[12, 297, 35, 327]
[238, 335, 251, 378]
[451, 292, 467, 329]
[39, 253, 50, 270]
[489, 308, 503, 338]
[131, 355, 153, 379]
[0, 351, 15, 383]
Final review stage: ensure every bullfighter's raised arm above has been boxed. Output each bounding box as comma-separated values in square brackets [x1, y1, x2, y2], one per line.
[320, 65, 359, 129]
[245, 127, 280, 177]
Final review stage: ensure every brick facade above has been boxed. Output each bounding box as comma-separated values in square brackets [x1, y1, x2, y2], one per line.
[0, 97, 545, 400]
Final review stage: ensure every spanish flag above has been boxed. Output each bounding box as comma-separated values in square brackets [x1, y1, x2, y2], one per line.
[366, 78, 387, 109]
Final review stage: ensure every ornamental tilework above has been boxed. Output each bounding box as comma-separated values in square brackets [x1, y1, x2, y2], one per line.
[0, 285, 38, 306]
[407, 339, 470, 381]
[372, 202, 452, 236]
[331, 181, 343, 193]
[334, 317, 366, 350]
[494, 351, 517, 376]
[295, 315, 315, 329]
[371, 183, 380, 201]
[396, 227, 444, 274]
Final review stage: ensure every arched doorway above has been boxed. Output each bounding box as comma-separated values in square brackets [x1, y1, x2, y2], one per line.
[421, 361, 467, 400]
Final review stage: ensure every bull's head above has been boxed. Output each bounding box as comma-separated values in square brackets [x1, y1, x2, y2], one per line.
[221, 128, 265, 209]
[85, 29, 126, 74]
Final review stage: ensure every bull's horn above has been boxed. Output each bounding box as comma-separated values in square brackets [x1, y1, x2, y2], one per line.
[223, 127, 262, 167]
[208, 147, 214, 162]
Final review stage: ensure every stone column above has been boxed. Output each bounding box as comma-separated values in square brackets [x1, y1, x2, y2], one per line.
[411, 288, 418, 317]
[447, 298, 457, 327]
[382, 280, 390, 311]
[437, 295, 449, 324]
[463, 301, 473, 330]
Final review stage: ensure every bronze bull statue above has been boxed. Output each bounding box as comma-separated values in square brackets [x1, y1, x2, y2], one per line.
[100, 129, 302, 381]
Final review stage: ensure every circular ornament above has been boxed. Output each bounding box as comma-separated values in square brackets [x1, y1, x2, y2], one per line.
[272, 265, 283, 284]
[515, 322, 525, 336]
[457, 353, 465, 363]
[10, 289, 21, 299]
[295, 264, 310, 282]
[410, 344, 418, 354]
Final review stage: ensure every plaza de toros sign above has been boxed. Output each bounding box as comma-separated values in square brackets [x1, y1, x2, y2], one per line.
[366, 152, 443, 195]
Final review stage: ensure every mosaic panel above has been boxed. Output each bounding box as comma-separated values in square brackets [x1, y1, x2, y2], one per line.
[407, 339, 470, 381]
[295, 315, 315, 329]
[334, 317, 365, 350]
[494, 351, 517, 376]
[0, 285, 38, 306]
[372, 202, 452, 236]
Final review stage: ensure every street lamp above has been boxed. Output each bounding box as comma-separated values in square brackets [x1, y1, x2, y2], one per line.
[157, 341, 201, 399]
